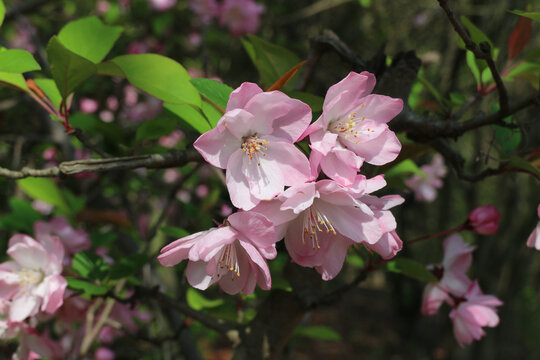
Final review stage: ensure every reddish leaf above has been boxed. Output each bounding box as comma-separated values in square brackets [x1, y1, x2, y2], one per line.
[508, 16, 532, 61]
[265, 60, 306, 92]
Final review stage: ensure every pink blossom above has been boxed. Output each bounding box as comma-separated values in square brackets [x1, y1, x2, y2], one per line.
[526, 204, 540, 250]
[187, 32, 202, 47]
[163, 168, 181, 183]
[79, 97, 99, 114]
[219, 0, 265, 36]
[122, 97, 163, 123]
[148, 0, 177, 11]
[220, 204, 233, 217]
[0, 235, 67, 322]
[32, 200, 53, 215]
[95, 347, 115, 360]
[1, 322, 64, 360]
[158, 212, 277, 295]
[196, 184, 209, 198]
[308, 72, 403, 186]
[9, 22, 37, 54]
[34, 217, 90, 256]
[189, 0, 219, 24]
[465, 205, 501, 235]
[449, 281, 503, 346]
[159, 130, 184, 148]
[106, 96, 119, 111]
[123, 85, 139, 106]
[194, 83, 311, 210]
[252, 175, 403, 280]
[421, 234, 475, 315]
[404, 154, 447, 202]
[96, 1, 111, 14]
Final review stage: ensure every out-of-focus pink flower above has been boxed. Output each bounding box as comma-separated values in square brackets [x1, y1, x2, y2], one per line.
[99, 110, 114, 123]
[189, 0, 219, 24]
[194, 82, 311, 210]
[148, 0, 177, 11]
[122, 98, 162, 123]
[9, 22, 37, 54]
[465, 205, 501, 235]
[123, 85, 138, 106]
[159, 130, 184, 148]
[163, 169, 181, 184]
[42, 148, 57, 162]
[96, 1, 111, 14]
[158, 212, 277, 295]
[196, 184, 209, 198]
[6, 323, 64, 360]
[0, 235, 67, 322]
[220, 204, 233, 217]
[34, 217, 90, 256]
[526, 204, 540, 250]
[421, 234, 475, 315]
[127, 41, 150, 54]
[404, 154, 447, 202]
[98, 302, 151, 343]
[219, 0, 265, 36]
[308, 72, 403, 186]
[187, 31, 202, 47]
[95, 347, 115, 360]
[106, 96, 119, 111]
[253, 175, 403, 280]
[79, 98, 99, 114]
[32, 200, 54, 215]
[449, 281, 502, 347]
[176, 190, 191, 203]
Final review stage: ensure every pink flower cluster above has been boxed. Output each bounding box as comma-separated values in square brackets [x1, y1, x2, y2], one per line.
[188, 0, 265, 36]
[404, 154, 447, 202]
[159, 72, 405, 292]
[421, 234, 502, 346]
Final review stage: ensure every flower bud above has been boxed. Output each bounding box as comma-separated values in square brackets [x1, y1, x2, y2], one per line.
[465, 205, 501, 235]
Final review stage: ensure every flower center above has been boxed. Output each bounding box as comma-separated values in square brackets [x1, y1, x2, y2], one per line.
[241, 135, 268, 166]
[216, 243, 240, 279]
[302, 204, 337, 249]
[329, 105, 376, 144]
[17, 268, 44, 287]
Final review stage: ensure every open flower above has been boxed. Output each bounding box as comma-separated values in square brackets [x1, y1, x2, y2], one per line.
[0, 235, 67, 322]
[34, 217, 90, 257]
[449, 281, 503, 347]
[158, 212, 277, 295]
[526, 204, 540, 250]
[252, 175, 403, 280]
[404, 154, 447, 202]
[308, 72, 403, 186]
[219, 0, 265, 36]
[194, 82, 311, 210]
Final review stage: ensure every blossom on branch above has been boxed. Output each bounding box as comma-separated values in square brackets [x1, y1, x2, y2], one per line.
[219, 0, 265, 36]
[158, 212, 277, 295]
[465, 205, 501, 235]
[526, 204, 540, 250]
[404, 154, 447, 202]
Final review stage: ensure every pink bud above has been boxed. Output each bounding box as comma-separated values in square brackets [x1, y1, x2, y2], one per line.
[466, 205, 501, 235]
[79, 97, 99, 114]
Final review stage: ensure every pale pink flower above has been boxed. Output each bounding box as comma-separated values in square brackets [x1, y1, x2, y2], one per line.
[9, 22, 37, 54]
[2, 322, 64, 360]
[34, 217, 90, 256]
[465, 205, 501, 235]
[159, 130, 184, 148]
[308, 72, 403, 186]
[79, 97, 99, 114]
[421, 234, 475, 315]
[32, 200, 53, 215]
[220, 204, 233, 217]
[194, 83, 311, 210]
[106, 96, 119, 111]
[196, 184, 209, 198]
[95, 347, 115, 360]
[99, 110, 114, 123]
[449, 281, 503, 347]
[0, 235, 67, 322]
[122, 98, 162, 123]
[189, 0, 219, 24]
[404, 154, 447, 202]
[148, 0, 177, 11]
[187, 31, 202, 47]
[252, 175, 403, 280]
[96, 1, 111, 14]
[163, 168, 181, 184]
[526, 204, 540, 250]
[123, 85, 138, 106]
[158, 212, 277, 295]
[219, 0, 265, 36]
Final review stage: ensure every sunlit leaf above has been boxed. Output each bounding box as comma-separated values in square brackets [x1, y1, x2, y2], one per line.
[164, 103, 211, 133]
[66, 278, 108, 296]
[190, 78, 233, 110]
[186, 288, 224, 311]
[386, 258, 438, 283]
[295, 326, 342, 341]
[33, 78, 62, 109]
[460, 16, 493, 48]
[17, 177, 70, 214]
[509, 10, 540, 22]
[0, 72, 29, 92]
[0, 49, 41, 73]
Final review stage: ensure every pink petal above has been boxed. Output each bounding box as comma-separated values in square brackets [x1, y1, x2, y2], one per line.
[279, 182, 317, 214]
[421, 283, 448, 316]
[228, 212, 277, 253]
[316, 236, 352, 280]
[309, 129, 338, 156]
[40, 275, 67, 314]
[264, 139, 311, 187]
[320, 148, 361, 186]
[186, 261, 215, 290]
[349, 127, 401, 166]
[190, 226, 238, 262]
[194, 125, 240, 169]
[237, 240, 271, 291]
[226, 82, 263, 112]
[10, 294, 40, 322]
[7, 235, 48, 270]
[323, 72, 376, 114]
[267, 94, 311, 142]
[352, 94, 403, 124]
[244, 92, 302, 137]
[365, 174, 387, 193]
[366, 230, 403, 260]
[226, 150, 261, 210]
[244, 152, 284, 201]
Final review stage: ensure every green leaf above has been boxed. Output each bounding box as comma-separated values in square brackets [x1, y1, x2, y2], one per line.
[57, 16, 122, 63]
[506, 156, 540, 178]
[245, 35, 301, 88]
[109, 254, 148, 279]
[33, 78, 62, 109]
[0, 72, 29, 92]
[160, 226, 190, 238]
[0, 49, 41, 73]
[449, 92, 466, 105]
[66, 277, 108, 296]
[481, 67, 493, 84]
[47, 37, 97, 99]
[386, 258, 438, 283]
[69, 112, 99, 132]
[287, 91, 324, 113]
[164, 103, 211, 134]
[62, 189, 86, 213]
[72, 251, 110, 280]
[358, 0, 371, 7]
[201, 101, 222, 128]
[460, 16, 493, 48]
[186, 288, 224, 311]
[347, 253, 365, 268]
[466, 50, 481, 85]
[17, 177, 70, 214]
[190, 78, 233, 110]
[0, 198, 41, 233]
[385, 159, 426, 178]
[509, 10, 540, 22]
[105, 54, 201, 106]
[417, 74, 444, 105]
[135, 116, 177, 142]
[493, 123, 521, 154]
[0, 1, 5, 28]
[505, 61, 540, 80]
[295, 326, 342, 341]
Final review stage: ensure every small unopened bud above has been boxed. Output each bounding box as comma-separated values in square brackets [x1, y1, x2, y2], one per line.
[464, 205, 501, 235]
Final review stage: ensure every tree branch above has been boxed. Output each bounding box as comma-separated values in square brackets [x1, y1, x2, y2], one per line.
[0, 149, 203, 179]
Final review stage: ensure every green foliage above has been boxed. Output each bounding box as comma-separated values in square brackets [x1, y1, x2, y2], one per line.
[17, 177, 71, 215]
[109, 254, 148, 280]
[459, 16, 493, 49]
[186, 288, 224, 311]
[72, 251, 110, 281]
[103, 54, 201, 107]
[47, 37, 97, 99]
[164, 103, 211, 133]
[57, 16, 122, 63]
[0, 49, 41, 73]
[242, 35, 301, 89]
[33, 78, 62, 109]
[160, 226, 190, 239]
[201, 101, 222, 128]
[0, 0, 4, 28]
[385, 159, 426, 179]
[510, 10, 540, 22]
[0, 198, 41, 233]
[66, 277, 108, 296]
[135, 116, 177, 142]
[190, 78, 233, 110]
[386, 258, 438, 283]
[0, 72, 29, 92]
[295, 325, 342, 341]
